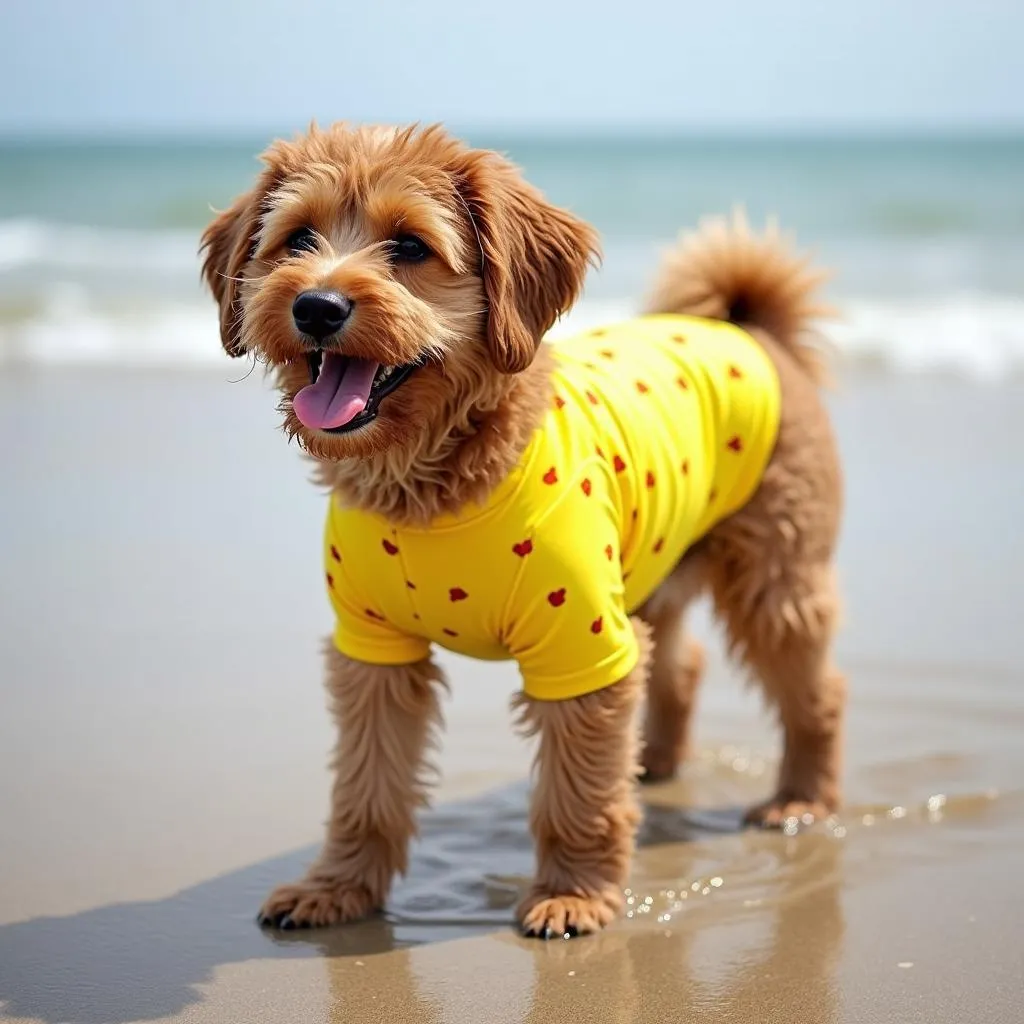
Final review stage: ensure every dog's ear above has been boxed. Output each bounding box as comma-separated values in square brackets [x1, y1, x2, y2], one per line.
[455, 151, 600, 374]
[200, 166, 280, 357]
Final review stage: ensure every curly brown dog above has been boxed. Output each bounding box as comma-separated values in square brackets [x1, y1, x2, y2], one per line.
[200, 122, 845, 940]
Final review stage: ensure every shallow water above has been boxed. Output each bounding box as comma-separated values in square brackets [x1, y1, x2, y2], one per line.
[1, 369, 1023, 1022]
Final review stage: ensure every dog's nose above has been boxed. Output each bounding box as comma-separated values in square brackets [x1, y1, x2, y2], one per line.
[292, 290, 353, 341]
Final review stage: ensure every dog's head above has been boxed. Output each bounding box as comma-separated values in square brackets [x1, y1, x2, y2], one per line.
[200, 123, 599, 461]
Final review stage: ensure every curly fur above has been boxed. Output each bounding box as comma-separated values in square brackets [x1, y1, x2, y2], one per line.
[200, 122, 846, 937]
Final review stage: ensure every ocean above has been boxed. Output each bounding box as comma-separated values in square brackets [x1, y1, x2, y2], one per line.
[1, 132, 1022, 377]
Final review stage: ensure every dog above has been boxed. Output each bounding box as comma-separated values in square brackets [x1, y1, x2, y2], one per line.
[200, 122, 845, 940]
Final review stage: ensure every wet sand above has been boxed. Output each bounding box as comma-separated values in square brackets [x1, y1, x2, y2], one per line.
[1, 366, 1023, 1023]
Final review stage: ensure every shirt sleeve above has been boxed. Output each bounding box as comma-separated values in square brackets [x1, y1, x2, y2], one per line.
[324, 509, 431, 667]
[504, 476, 639, 701]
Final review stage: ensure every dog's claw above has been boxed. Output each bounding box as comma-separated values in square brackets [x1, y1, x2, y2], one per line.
[256, 910, 308, 931]
[523, 924, 580, 941]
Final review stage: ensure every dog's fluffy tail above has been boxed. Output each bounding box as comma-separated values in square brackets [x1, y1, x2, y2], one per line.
[642, 208, 834, 385]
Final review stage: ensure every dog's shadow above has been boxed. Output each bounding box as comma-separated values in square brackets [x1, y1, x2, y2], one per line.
[0, 781, 745, 1024]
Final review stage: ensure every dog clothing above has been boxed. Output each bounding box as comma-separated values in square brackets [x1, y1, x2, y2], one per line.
[323, 314, 781, 700]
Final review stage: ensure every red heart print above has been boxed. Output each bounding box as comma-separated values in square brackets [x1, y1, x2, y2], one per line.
[382, 539, 399, 555]
[595, 445, 605, 459]
[326, 573, 334, 588]
[586, 390, 599, 406]
[646, 470, 656, 489]
[677, 376, 689, 390]
[591, 617, 604, 634]
[727, 435, 743, 452]
[330, 545, 341, 563]
[604, 544, 614, 561]
[581, 478, 592, 497]
[613, 455, 626, 473]
[543, 467, 558, 485]
[653, 537, 665, 554]
[554, 395, 566, 410]
[548, 589, 567, 607]
[449, 587, 468, 602]
[729, 365, 743, 379]
[512, 539, 533, 557]
[635, 381, 649, 394]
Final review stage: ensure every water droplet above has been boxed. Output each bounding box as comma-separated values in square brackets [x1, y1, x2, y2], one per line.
[862, 813, 876, 826]
[833, 825, 847, 839]
[710, 877, 723, 887]
[568, 970, 576, 977]
[644, 896, 653, 905]
[926, 794, 946, 812]
[889, 805, 907, 819]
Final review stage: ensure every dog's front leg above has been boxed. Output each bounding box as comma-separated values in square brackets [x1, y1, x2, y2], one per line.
[515, 619, 651, 939]
[258, 643, 445, 929]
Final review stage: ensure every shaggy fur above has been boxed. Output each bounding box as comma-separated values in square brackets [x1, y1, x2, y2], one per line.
[200, 122, 845, 938]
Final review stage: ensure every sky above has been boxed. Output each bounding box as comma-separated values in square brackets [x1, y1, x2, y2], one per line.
[1, 0, 1022, 136]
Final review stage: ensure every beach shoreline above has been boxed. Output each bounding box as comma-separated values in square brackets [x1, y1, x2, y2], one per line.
[1, 367, 1023, 1023]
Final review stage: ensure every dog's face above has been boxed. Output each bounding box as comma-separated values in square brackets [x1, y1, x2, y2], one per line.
[201, 124, 599, 461]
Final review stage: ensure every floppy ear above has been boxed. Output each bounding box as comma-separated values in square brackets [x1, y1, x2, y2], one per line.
[456, 151, 600, 374]
[199, 166, 280, 357]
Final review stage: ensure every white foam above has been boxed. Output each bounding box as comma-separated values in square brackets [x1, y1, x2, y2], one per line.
[5, 291, 1024, 378]
[0, 218, 200, 276]
[830, 294, 1024, 380]
[0, 285, 224, 368]
[2, 217, 1023, 379]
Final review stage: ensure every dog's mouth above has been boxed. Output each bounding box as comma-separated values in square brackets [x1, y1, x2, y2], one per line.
[292, 351, 421, 434]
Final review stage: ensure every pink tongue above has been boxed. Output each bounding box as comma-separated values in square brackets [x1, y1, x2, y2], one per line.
[293, 354, 380, 430]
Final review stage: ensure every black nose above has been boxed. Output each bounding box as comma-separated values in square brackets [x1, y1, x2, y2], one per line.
[292, 290, 353, 341]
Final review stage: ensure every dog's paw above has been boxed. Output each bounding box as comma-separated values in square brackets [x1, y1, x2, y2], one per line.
[257, 879, 377, 930]
[518, 891, 619, 940]
[743, 796, 833, 829]
[638, 744, 681, 784]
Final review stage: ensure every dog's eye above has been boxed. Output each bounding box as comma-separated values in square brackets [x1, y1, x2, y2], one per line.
[391, 234, 431, 263]
[286, 227, 318, 255]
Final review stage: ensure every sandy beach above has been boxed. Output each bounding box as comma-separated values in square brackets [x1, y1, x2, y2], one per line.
[2, 365, 1023, 1023]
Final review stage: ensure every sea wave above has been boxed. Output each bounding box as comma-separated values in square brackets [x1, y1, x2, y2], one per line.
[2, 219, 1023, 379]
[3, 289, 1024, 379]
[0, 218, 201, 275]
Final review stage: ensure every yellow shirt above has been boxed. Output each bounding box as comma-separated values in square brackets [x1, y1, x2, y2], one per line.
[324, 314, 781, 700]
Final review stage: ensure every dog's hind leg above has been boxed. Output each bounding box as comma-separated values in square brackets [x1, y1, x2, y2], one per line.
[636, 550, 708, 782]
[704, 340, 846, 825]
